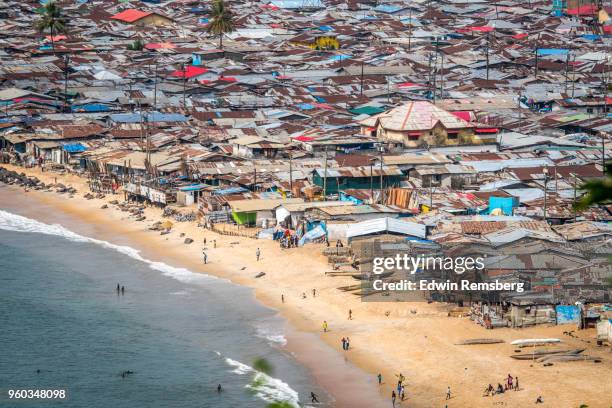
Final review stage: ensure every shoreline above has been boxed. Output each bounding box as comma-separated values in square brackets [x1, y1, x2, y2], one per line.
[2, 164, 612, 408]
[0, 168, 388, 408]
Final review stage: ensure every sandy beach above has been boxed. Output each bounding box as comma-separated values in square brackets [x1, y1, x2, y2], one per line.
[2, 164, 611, 408]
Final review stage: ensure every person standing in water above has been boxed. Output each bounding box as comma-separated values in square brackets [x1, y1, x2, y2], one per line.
[121, 286, 125, 295]
[217, 384, 222, 393]
[116, 283, 120, 294]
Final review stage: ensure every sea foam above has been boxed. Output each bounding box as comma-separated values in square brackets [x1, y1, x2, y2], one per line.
[0, 209, 304, 406]
[0, 209, 217, 285]
[224, 357, 302, 407]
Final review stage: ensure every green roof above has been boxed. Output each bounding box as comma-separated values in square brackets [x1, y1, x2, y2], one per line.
[349, 106, 386, 116]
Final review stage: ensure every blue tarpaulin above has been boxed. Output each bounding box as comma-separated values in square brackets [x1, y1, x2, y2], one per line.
[489, 196, 515, 215]
[556, 305, 580, 324]
[296, 103, 315, 110]
[63, 143, 87, 153]
[536, 48, 569, 56]
[298, 224, 326, 246]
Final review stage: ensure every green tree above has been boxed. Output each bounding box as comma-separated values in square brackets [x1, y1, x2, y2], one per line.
[207, 0, 234, 49]
[574, 163, 612, 210]
[36, 1, 66, 53]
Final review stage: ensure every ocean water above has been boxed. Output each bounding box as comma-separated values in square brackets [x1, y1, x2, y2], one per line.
[0, 209, 326, 407]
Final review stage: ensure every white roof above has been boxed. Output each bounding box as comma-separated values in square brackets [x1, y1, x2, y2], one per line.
[347, 217, 426, 239]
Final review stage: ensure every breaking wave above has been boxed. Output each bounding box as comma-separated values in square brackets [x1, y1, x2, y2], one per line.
[224, 357, 302, 407]
[0, 209, 217, 285]
[256, 325, 288, 346]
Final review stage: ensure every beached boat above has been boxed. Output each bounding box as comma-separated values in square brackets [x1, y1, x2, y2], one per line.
[456, 338, 504, 345]
[510, 349, 585, 359]
[510, 338, 561, 346]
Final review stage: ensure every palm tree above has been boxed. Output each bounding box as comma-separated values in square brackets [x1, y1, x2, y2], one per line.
[36, 1, 66, 53]
[206, 0, 234, 49]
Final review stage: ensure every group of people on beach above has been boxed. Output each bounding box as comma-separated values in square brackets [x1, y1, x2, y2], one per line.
[390, 373, 407, 406]
[273, 228, 299, 248]
[483, 374, 520, 397]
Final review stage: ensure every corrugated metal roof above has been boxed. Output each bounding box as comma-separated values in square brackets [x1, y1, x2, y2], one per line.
[347, 217, 426, 239]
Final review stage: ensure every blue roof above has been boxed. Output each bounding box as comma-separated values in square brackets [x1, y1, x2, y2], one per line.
[581, 34, 600, 41]
[110, 112, 188, 123]
[296, 103, 315, 110]
[269, 0, 324, 9]
[536, 48, 569, 56]
[318, 25, 333, 31]
[374, 4, 402, 13]
[329, 54, 350, 61]
[63, 143, 87, 153]
[213, 186, 248, 196]
[178, 183, 210, 191]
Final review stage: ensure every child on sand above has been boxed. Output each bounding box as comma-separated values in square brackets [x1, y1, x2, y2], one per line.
[322, 321, 328, 332]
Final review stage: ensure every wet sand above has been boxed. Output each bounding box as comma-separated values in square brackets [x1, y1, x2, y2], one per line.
[1, 164, 611, 408]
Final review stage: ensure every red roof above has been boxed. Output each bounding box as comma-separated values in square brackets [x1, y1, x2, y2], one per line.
[219, 76, 237, 82]
[512, 33, 528, 39]
[475, 128, 499, 133]
[604, 25, 612, 34]
[566, 4, 598, 15]
[45, 35, 67, 41]
[171, 65, 208, 78]
[293, 136, 314, 141]
[398, 82, 420, 88]
[450, 111, 473, 122]
[111, 9, 152, 23]
[457, 26, 494, 33]
[145, 42, 176, 50]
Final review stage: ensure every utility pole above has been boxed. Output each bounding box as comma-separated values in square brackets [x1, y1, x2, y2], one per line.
[322, 146, 328, 201]
[153, 62, 158, 111]
[63, 54, 70, 113]
[182, 63, 187, 110]
[378, 143, 384, 204]
[485, 31, 490, 81]
[534, 33, 541, 78]
[543, 166, 549, 221]
[289, 150, 293, 196]
[408, 9, 413, 52]
[369, 161, 374, 201]
[564, 53, 570, 94]
[571, 55, 576, 98]
[571, 173, 578, 223]
[253, 166, 257, 192]
[360, 60, 364, 96]
[440, 51, 444, 100]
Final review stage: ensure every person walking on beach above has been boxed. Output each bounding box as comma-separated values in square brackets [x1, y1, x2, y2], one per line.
[310, 392, 319, 403]
[378, 373, 382, 385]
[391, 390, 396, 407]
[213, 239, 216, 248]
[514, 377, 519, 391]
[507, 374, 513, 390]
[348, 309, 352, 320]
[312, 288, 316, 297]
[322, 321, 328, 333]
[400, 385, 405, 401]
[345, 337, 350, 350]
[341, 337, 346, 350]
[281, 294, 284, 303]
[446, 386, 451, 400]
[256, 248, 261, 261]
[202, 251, 208, 264]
